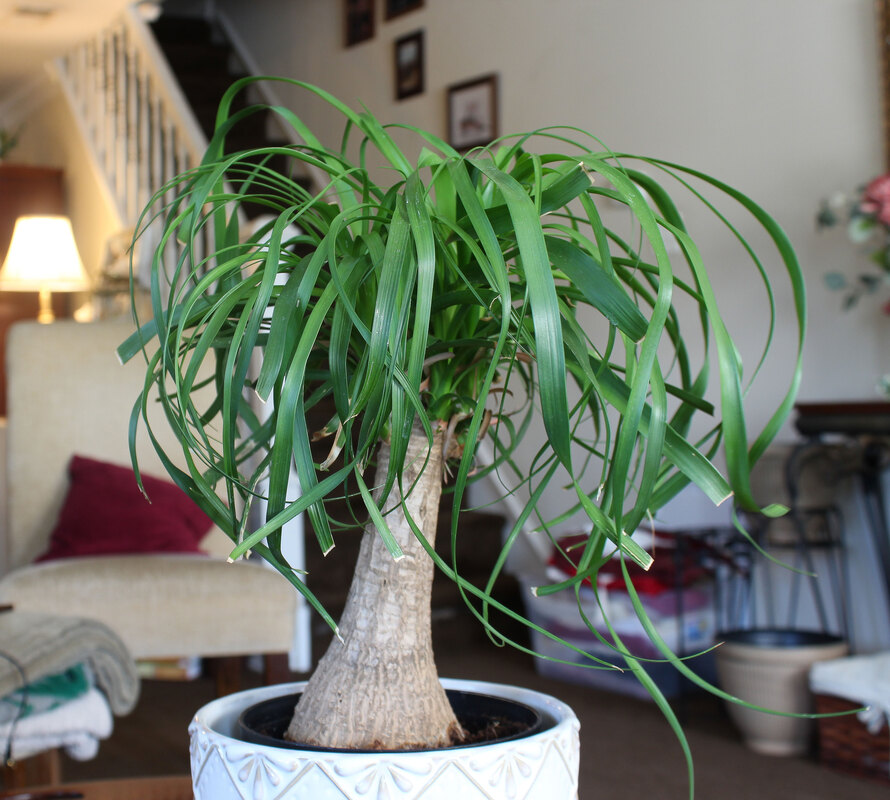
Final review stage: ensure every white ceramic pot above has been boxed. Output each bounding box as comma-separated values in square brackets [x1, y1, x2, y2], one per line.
[715, 629, 848, 757]
[189, 678, 580, 799]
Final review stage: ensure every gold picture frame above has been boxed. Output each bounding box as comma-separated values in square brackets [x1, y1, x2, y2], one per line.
[879, 0, 890, 167]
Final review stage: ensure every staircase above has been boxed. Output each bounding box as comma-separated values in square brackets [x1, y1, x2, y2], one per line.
[149, 14, 235, 142]
[53, 5, 306, 241]
[153, 11, 319, 225]
[149, 14, 294, 162]
[53, 7, 203, 232]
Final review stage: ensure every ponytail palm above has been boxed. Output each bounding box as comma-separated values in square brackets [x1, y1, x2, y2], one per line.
[119, 78, 804, 762]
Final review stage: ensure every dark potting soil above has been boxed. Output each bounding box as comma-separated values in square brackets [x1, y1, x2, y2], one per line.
[452, 715, 528, 746]
[238, 689, 547, 753]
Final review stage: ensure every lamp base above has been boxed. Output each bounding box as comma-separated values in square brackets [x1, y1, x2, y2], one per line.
[37, 288, 55, 324]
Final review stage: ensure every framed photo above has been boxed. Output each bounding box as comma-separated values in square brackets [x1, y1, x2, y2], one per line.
[881, 0, 890, 167]
[394, 30, 424, 100]
[385, 0, 423, 20]
[447, 74, 499, 150]
[344, 0, 375, 47]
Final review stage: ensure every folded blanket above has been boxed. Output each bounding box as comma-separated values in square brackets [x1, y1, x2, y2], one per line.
[0, 611, 138, 715]
[0, 664, 91, 723]
[0, 686, 113, 761]
[811, 652, 890, 735]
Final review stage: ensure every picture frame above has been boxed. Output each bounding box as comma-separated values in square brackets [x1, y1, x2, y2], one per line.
[385, 0, 423, 20]
[447, 74, 499, 150]
[394, 30, 424, 100]
[344, 0, 375, 47]
[880, 0, 890, 167]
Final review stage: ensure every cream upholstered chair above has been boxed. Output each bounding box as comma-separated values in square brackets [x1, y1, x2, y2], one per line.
[0, 319, 310, 681]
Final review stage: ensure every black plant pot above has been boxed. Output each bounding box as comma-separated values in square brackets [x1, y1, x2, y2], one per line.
[237, 688, 546, 752]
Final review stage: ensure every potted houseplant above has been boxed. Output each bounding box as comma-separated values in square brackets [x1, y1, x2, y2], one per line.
[118, 77, 805, 798]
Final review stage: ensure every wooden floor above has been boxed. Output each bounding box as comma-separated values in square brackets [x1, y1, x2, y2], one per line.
[44, 613, 890, 800]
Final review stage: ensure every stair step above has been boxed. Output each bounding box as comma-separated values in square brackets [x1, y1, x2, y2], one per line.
[150, 16, 214, 45]
[192, 101, 271, 139]
[175, 70, 247, 98]
[149, 16, 311, 215]
[157, 41, 232, 74]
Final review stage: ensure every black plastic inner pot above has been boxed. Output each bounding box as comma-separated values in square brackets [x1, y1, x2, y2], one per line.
[719, 628, 845, 648]
[237, 689, 548, 753]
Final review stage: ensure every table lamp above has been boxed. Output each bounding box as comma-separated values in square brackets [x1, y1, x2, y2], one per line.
[0, 215, 91, 323]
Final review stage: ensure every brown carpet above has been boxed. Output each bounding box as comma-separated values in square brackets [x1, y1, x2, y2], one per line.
[59, 613, 886, 800]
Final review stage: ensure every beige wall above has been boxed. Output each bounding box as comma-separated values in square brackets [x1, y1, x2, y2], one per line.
[217, 0, 889, 438]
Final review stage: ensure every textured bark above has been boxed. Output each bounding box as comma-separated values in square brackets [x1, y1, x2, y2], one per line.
[286, 424, 462, 750]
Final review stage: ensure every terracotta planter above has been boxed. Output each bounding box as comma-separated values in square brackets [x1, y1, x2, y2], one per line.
[189, 678, 580, 799]
[715, 629, 848, 756]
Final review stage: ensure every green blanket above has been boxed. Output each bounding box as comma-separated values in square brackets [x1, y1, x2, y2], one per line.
[0, 664, 92, 723]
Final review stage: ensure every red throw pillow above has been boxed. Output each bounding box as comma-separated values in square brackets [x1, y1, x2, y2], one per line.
[35, 455, 213, 562]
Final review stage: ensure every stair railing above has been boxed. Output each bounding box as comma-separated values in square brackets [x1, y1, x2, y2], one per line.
[52, 5, 213, 289]
[54, 5, 207, 229]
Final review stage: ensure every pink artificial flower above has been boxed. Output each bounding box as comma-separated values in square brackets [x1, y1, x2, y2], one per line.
[883, 298, 890, 316]
[861, 173, 890, 226]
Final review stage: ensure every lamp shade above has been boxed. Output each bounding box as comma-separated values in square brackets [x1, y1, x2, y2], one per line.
[0, 215, 90, 292]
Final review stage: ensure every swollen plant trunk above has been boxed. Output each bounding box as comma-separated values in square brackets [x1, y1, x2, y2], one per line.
[286, 424, 462, 750]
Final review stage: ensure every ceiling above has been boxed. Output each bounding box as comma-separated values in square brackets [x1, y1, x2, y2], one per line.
[0, 0, 139, 101]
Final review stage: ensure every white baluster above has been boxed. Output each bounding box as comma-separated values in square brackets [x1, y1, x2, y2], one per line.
[126, 38, 139, 224]
[151, 89, 163, 211]
[103, 32, 115, 188]
[137, 63, 152, 217]
[52, 6, 208, 232]
[115, 27, 128, 214]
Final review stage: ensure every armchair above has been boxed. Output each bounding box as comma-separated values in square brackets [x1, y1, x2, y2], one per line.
[0, 319, 310, 682]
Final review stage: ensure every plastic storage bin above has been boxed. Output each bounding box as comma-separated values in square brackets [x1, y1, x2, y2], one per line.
[521, 575, 717, 699]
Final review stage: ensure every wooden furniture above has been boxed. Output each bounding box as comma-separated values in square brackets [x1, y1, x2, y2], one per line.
[0, 752, 61, 793]
[0, 774, 192, 799]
